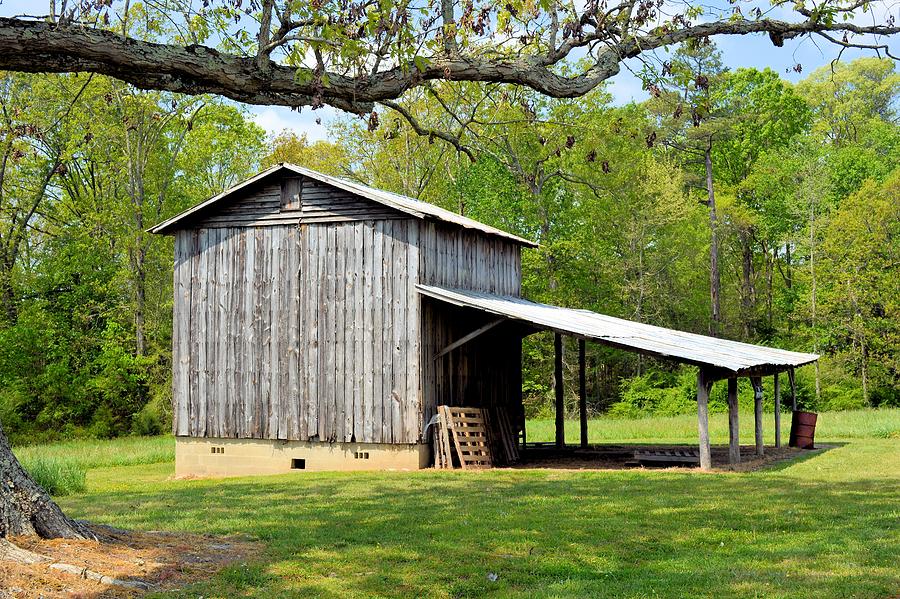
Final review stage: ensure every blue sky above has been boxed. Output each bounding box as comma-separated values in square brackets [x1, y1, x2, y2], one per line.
[0, 0, 891, 141]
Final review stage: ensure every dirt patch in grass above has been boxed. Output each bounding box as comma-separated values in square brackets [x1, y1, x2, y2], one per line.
[509, 444, 822, 472]
[0, 525, 260, 598]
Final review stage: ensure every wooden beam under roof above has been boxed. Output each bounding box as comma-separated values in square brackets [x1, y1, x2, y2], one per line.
[433, 319, 504, 360]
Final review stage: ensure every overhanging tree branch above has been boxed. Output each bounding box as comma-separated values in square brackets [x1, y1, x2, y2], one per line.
[0, 4, 896, 114]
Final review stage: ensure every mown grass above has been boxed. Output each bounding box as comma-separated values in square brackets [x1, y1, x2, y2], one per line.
[40, 408, 900, 598]
[527, 407, 900, 444]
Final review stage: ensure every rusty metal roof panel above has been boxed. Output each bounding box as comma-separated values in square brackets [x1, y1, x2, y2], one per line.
[417, 285, 818, 374]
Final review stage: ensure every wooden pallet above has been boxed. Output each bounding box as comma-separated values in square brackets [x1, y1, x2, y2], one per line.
[440, 406, 492, 469]
[634, 449, 700, 466]
[434, 408, 457, 469]
[434, 405, 522, 469]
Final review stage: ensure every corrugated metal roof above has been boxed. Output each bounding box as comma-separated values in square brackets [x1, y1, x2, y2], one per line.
[417, 285, 818, 375]
[150, 164, 538, 247]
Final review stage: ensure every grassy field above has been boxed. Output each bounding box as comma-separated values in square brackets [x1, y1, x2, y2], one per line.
[14, 434, 175, 470]
[527, 407, 900, 444]
[15, 408, 900, 598]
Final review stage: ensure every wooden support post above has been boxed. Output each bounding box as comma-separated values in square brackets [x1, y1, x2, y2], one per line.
[554, 333, 564, 448]
[751, 376, 764, 457]
[774, 372, 782, 448]
[696, 369, 712, 471]
[788, 367, 797, 411]
[578, 339, 587, 449]
[727, 377, 740, 465]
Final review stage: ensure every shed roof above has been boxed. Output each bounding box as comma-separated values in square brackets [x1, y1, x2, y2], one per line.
[417, 285, 818, 376]
[149, 163, 538, 247]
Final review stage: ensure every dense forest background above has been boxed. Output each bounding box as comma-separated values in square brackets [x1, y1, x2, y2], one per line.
[0, 48, 897, 444]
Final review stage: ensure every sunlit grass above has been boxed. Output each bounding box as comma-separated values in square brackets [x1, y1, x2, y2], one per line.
[13, 434, 174, 471]
[526, 407, 900, 445]
[36, 409, 900, 598]
[19, 456, 86, 496]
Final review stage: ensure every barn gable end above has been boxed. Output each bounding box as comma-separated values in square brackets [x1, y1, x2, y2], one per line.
[171, 175, 407, 230]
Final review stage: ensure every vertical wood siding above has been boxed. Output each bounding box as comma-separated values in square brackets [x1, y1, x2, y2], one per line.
[297, 220, 421, 443]
[171, 195, 526, 446]
[173, 226, 301, 440]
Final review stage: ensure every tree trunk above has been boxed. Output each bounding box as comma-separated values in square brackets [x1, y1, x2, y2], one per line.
[704, 144, 721, 336]
[739, 227, 755, 339]
[809, 186, 821, 401]
[133, 244, 147, 356]
[765, 243, 774, 329]
[785, 244, 792, 289]
[0, 259, 17, 323]
[0, 421, 94, 540]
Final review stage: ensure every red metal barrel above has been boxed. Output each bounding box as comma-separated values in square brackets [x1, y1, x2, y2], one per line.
[789, 411, 818, 449]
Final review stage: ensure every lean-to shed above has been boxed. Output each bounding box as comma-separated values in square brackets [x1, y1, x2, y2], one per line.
[154, 163, 817, 477]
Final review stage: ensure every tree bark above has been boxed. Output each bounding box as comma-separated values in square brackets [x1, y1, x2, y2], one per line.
[0, 422, 94, 540]
[809, 183, 821, 401]
[0, 259, 17, 323]
[765, 244, 774, 329]
[705, 144, 722, 336]
[739, 226, 755, 339]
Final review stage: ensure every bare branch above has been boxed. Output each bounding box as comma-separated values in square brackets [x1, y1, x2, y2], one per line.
[381, 100, 476, 162]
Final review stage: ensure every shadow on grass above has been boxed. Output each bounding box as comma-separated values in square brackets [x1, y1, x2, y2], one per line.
[60, 443, 899, 598]
[758, 442, 845, 473]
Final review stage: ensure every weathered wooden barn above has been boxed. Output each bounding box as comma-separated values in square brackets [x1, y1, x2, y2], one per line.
[153, 163, 818, 477]
[151, 163, 534, 476]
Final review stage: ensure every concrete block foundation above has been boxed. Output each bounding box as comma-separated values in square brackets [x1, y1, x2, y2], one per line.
[176, 437, 430, 478]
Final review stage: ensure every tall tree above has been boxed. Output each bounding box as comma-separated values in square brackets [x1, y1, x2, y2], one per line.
[652, 41, 728, 335]
[0, 73, 91, 322]
[0, 73, 266, 544]
[717, 68, 811, 338]
[818, 170, 900, 406]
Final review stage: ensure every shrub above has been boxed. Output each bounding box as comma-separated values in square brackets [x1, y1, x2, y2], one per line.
[608, 370, 696, 418]
[21, 457, 86, 496]
[132, 395, 168, 436]
[872, 425, 900, 439]
[89, 404, 118, 439]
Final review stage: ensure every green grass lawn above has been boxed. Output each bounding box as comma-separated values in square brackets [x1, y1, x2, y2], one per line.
[16, 408, 900, 598]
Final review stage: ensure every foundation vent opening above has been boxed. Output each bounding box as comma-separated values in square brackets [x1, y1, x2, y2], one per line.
[210, 446, 225, 454]
[291, 458, 306, 470]
[354, 452, 371, 460]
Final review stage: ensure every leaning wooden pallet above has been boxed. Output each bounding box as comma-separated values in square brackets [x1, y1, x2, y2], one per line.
[432, 407, 452, 469]
[438, 406, 492, 469]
